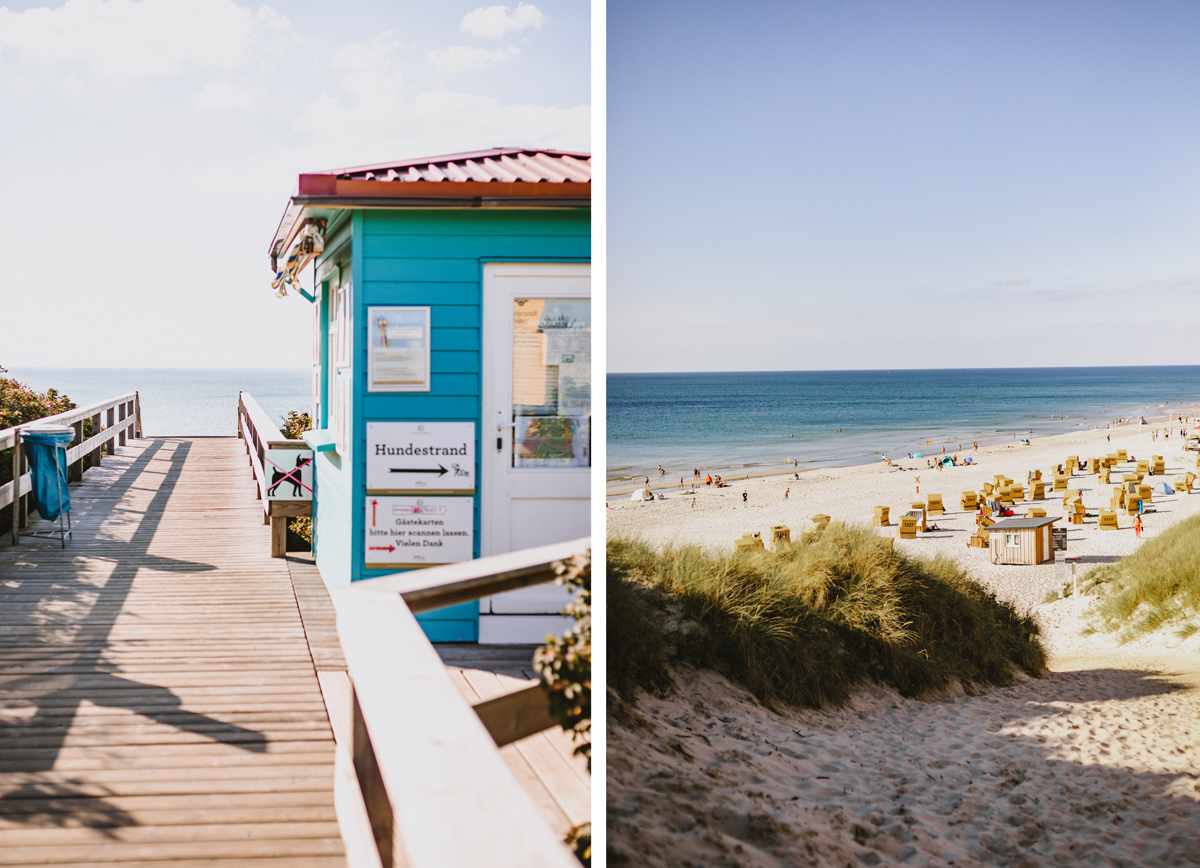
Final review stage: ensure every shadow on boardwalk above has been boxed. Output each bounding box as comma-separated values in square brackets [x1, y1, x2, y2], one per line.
[0, 440, 268, 834]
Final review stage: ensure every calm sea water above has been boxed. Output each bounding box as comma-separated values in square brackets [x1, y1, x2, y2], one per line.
[608, 367, 1200, 482]
[7, 368, 311, 436]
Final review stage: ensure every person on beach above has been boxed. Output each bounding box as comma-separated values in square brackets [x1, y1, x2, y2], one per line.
[973, 441, 978, 451]
[691, 497, 696, 509]
[784, 488, 790, 500]
[742, 490, 748, 507]
[1135, 515, 1143, 539]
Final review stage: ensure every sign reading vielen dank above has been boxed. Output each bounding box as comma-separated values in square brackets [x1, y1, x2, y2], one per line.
[365, 496, 474, 569]
[366, 422, 475, 494]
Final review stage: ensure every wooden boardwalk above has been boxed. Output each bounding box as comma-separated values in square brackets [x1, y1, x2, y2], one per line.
[0, 438, 345, 867]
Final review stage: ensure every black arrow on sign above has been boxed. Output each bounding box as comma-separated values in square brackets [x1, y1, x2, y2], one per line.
[389, 465, 449, 477]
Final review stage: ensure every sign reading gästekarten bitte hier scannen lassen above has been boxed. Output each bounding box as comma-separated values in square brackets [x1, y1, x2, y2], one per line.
[366, 422, 475, 494]
[365, 496, 475, 569]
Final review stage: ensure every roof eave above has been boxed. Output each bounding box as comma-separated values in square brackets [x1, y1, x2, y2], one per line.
[268, 183, 590, 268]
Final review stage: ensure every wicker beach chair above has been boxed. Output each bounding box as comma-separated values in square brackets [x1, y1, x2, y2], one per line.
[926, 493, 945, 515]
[1053, 474, 1069, 491]
[1026, 507, 1047, 518]
[960, 491, 978, 510]
[1098, 508, 1119, 530]
[1116, 449, 1128, 462]
[734, 532, 764, 553]
[898, 515, 919, 540]
[770, 525, 791, 547]
[873, 506, 890, 527]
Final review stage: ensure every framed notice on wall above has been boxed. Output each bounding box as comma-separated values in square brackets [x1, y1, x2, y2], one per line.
[368, 306, 431, 392]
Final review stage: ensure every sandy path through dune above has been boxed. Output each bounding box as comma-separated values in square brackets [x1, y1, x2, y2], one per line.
[608, 651, 1200, 867]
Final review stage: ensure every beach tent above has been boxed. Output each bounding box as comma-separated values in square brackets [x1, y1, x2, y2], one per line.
[913, 453, 923, 459]
[1152, 481, 1174, 495]
[938, 456, 955, 466]
[631, 488, 653, 501]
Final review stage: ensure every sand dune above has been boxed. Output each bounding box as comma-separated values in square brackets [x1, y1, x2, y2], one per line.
[607, 419, 1200, 866]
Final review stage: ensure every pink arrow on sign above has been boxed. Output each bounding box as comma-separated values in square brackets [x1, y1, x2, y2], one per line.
[369, 544, 395, 553]
[371, 499, 378, 526]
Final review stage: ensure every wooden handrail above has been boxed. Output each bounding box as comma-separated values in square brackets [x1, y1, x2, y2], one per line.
[237, 392, 312, 558]
[334, 540, 590, 868]
[351, 537, 589, 613]
[2, 392, 141, 544]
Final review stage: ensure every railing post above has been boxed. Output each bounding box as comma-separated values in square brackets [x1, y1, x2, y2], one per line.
[90, 412, 102, 466]
[352, 688, 395, 868]
[106, 407, 116, 455]
[70, 421, 84, 482]
[238, 392, 244, 440]
[15, 436, 27, 537]
[134, 392, 142, 438]
[10, 435, 19, 545]
[118, 403, 126, 447]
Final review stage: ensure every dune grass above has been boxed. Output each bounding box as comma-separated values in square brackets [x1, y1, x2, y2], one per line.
[1080, 512, 1200, 643]
[608, 527, 1046, 711]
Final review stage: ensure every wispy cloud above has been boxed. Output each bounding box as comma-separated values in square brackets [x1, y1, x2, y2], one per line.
[425, 45, 519, 73]
[993, 276, 1032, 285]
[460, 3, 544, 39]
[0, 0, 293, 80]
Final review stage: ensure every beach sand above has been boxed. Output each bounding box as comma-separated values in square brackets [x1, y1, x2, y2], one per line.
[607, 421, 1200, 866]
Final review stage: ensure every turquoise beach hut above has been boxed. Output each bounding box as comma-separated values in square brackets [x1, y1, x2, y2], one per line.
[267, 148, 591, 642]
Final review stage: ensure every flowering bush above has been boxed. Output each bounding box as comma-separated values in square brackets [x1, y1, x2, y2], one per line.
[0, 365, 75, 430]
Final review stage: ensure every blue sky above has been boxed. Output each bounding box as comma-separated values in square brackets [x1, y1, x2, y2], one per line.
[0, 0, 590, 368]
[607, 1, 1200, 371]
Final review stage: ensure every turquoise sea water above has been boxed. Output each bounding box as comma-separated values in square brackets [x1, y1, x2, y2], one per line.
[7, 368, 311, 436]
[608, 367, 1200, 483]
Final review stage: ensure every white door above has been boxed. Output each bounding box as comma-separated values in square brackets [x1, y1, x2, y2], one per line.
[480, 262, 590, 643]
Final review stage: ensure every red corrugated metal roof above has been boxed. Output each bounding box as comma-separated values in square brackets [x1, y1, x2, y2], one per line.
[270, 147, 590, 267]
[310, 148, 590, 184]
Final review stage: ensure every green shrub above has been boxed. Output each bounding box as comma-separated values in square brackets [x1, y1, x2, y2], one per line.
[532, 551, 591, 866]
[608, 528, 1046, 710]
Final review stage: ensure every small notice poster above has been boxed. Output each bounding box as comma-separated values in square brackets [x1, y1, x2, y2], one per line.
[367, 306, 431, 392]
[1052, 528, 1067, 552]
[365, 496, 474, 569]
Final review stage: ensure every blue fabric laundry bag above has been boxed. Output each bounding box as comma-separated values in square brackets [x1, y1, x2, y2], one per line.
[22, 425, 75, 522]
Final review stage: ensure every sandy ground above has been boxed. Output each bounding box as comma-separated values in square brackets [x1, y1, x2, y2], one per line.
[607, 420, 1200, 866]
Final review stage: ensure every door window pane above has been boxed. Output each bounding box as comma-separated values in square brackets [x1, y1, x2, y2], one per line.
[512, 297, 590, 467]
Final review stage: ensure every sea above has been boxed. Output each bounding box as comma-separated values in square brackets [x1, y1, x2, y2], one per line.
[608, 367, 1200, 487]
[6, 368, 311, 436]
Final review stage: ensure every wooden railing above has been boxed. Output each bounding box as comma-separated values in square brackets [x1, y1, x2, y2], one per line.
[333, 538, 589, 868]
[2, 393, 141, 545]
[237, 392, 312, 557]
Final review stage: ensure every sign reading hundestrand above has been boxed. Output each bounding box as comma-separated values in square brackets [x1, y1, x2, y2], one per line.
[366, 422, 475, 494]
[364, 496, 474, 569]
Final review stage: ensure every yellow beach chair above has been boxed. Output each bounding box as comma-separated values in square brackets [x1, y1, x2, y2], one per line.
[734, 532, 764, 553]
[1098, 509, 1119, 530]
[927, 493, 945, 516]
[873, 506, 890, 527]
[960, 491, 978, 510]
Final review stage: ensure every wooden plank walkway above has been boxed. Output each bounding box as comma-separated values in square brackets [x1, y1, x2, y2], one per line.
[0, 437, 345, 867]
[435, 646, 591, 839]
